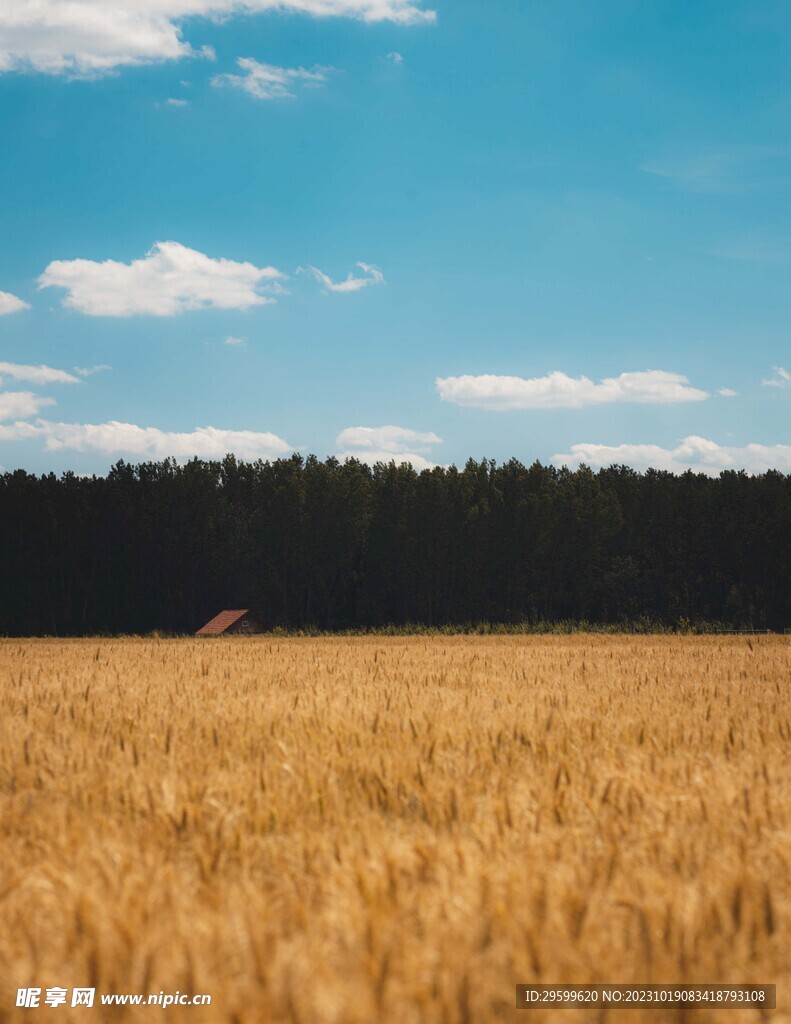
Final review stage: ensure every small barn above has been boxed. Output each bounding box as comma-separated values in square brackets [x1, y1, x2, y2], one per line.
[196, 609, 266, 636]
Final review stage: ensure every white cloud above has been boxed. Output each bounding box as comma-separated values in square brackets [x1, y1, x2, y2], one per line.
[0, 392, 56, 421]
[0, 418, 293, 460]
[0, 290, 30, 314]
[763, 366, 791, 389]
[553, 436, 791, 476]
[386, 51, 404, 63]
[337, 448, 437, 470]
[336, 424, 441, 469]
[0, 1, 435, 77]
[212, 58, 330, 100]
[0, 361, 80, 385]
[224, 335, 247, 346]
[436, 370, 709, 410]
[74, 364, 111, 377]
[718, 388, 738, 397]
[337, 425, 441, 452]
[307, 262, 385, 293]
[166, 97, 189, 106]
[38, 241, 285, 317]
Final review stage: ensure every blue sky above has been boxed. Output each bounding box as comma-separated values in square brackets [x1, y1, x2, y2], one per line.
[0, 0, 790, 474]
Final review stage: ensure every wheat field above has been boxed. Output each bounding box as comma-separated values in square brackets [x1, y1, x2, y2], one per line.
[0, 636, 789, 1023]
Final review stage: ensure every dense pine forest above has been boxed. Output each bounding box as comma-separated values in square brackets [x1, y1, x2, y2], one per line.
[1, 455, 789, 635]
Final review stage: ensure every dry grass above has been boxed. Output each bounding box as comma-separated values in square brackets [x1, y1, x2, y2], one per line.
[0, 636, 789, 1023]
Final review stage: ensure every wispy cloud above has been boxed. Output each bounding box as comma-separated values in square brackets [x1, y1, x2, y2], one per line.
[385, 51, 404, 64]
[39, 241, 286, 316]
[436, 370, 709, 410]
[336, 424, 442, 469]
[0, 1, 435, 78]
[762, 366, 791, 389]
[0, 360, 80, 385]
[706, 234, 787, 262]
[73, 364, 111, 377]
[718, 388, 738, 397]
[212, 58, 331, 100]
[224, 335, 247, 347]
[165, 97, 189, 107]
[0, 290, 30, 315]
[0, 418, 294, 460]
[553, 436, 791, 476]
[641, 145, 785, 194]
[306, 262, 385, 294]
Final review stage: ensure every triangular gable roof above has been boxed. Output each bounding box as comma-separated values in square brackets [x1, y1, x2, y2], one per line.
[196, 609, 251, 635]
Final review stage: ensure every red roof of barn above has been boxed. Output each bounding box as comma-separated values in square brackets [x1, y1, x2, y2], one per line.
[196, 609, 252, 635]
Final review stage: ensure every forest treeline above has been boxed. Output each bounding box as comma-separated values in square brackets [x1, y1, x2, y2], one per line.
[1, 455, 789, 635]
